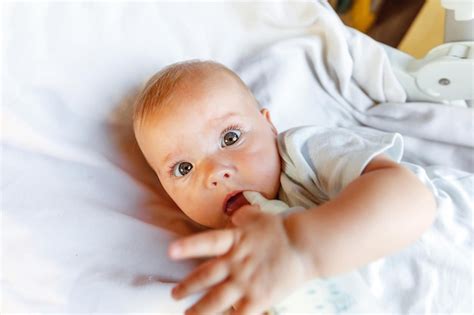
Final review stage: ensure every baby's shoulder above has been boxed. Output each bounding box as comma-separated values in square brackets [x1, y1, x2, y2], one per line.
[277, 125, 403, 163]
[278, 125, 398, 146]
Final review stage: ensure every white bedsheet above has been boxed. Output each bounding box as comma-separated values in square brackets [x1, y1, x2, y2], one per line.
[2, 1, 473, 313]
[0, 1, 323, 312]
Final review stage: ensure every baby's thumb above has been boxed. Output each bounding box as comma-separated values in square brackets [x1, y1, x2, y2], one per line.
[231, 204, 262, 226]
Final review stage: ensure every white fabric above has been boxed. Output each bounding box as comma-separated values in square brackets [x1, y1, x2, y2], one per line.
[2, 1, 473, 314]
[237, 6, 473, 172]
[278, 126, 403, 207]
[242, 191, 292, 214]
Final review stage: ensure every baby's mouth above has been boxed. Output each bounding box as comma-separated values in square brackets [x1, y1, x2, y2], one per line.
[223, 191, 250, 217]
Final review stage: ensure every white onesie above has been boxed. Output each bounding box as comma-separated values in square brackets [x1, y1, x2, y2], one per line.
[245, 125, 405, 213]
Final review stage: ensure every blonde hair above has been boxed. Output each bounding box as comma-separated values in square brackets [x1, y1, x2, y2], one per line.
[132, 60, 248, 130]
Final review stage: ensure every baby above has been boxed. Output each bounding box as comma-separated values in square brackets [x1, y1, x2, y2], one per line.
[133, 60, 436, 314]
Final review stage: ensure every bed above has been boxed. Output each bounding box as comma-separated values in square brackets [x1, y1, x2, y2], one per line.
[2, 1, 472, 313]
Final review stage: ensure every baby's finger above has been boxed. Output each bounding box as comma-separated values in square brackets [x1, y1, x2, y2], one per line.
[172, 258, 229, 300]
[185, 281, 242, 315]
[169, 229, 236, 259]
[232, 297, 266, 315]
[231, 205, 263, 226]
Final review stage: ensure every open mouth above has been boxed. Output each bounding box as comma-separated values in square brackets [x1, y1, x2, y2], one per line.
[223, 191, 250, 216]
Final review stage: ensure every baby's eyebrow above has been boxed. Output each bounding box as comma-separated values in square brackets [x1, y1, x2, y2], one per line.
[162, 152, 179, 165]
[210, 112, 239, 123]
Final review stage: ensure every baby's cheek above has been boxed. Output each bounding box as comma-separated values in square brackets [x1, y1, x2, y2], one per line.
[242, 144, 280, 195]
[177, 189, 222, 228]
[160, 181, 194, 212]
[173, 189, 197, 214]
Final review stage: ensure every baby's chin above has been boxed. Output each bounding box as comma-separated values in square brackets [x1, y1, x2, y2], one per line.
[201, 220, 229, 230]
[189, 213, 229, 230]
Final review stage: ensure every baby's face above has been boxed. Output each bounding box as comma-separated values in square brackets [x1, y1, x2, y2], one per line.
[135, 71, 281, 228]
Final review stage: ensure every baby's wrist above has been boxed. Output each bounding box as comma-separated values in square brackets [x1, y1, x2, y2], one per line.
[283, 212, 321, 280]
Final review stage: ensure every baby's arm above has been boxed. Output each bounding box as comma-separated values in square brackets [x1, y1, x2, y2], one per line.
[284, 154, 437, 278]
[169, 154, 436, 314]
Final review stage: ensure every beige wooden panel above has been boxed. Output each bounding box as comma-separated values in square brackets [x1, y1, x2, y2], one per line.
[399, 0, 445, 58]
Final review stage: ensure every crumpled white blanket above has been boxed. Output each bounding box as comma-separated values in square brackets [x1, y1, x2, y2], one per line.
[2, 0, 472, 314]
[237, 8, 473, 172]
[236, 1, 473, 313]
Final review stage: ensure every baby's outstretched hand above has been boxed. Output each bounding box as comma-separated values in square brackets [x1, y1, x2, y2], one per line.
[169, 205, 312, 315]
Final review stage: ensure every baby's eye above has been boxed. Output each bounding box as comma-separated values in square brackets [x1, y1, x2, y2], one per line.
[172, 161, 193, 177]
[221, 129, 241, 147]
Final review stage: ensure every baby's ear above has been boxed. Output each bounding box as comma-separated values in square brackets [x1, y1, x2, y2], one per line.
[260, 108, 278, 135]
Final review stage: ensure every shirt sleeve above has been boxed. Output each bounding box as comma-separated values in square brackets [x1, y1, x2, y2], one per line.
[278, 126, 403, 200]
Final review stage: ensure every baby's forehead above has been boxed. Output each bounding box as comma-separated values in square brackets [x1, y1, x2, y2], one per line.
[179, 67, 246, 95]
[164, 75, 253, 113]
[136, 64, 258, 136]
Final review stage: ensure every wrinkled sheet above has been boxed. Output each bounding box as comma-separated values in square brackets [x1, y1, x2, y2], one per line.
[1, 1, 322, 312]
[2, 1, 473, 314]
[237, 1, 473, 313]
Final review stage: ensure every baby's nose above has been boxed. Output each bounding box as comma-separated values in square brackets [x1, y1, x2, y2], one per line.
[208, 167, 233, 188]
